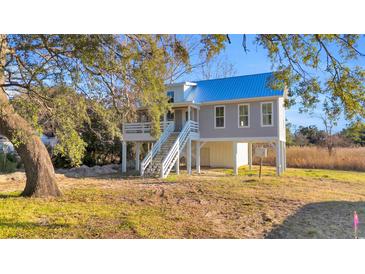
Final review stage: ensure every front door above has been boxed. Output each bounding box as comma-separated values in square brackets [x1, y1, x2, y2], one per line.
[174, 110, 182, 131]
[166, 110, 174, 122]
[183, 110, 188, 126]
[173, 108, 189, 132]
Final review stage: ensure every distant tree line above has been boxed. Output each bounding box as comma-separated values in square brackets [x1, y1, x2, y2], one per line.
[286, 121, 365, 151]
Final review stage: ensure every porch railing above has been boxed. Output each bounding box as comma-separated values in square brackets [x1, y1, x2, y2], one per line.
[190, 120, 199, 133]
[123, 121, 174, 135]
[123, 122, 152, 134]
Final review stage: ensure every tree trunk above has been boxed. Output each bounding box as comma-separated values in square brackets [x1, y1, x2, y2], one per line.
[327, 144, 333, 156]
[327, 135, 333, 156]
[0, 35, 61, 197]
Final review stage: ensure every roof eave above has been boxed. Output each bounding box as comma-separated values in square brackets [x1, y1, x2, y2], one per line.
[198, 95, 284, 105]
[166, 82, 197, 88]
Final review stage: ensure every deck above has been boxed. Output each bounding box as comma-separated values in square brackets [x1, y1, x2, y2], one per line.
[122, 121, 199, 141]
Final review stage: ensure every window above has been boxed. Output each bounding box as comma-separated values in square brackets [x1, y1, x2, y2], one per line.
[261, 102, 273, 126]
[167, 91, 174, 103]
[238, 104, 250, 128]
[214, 106, 225, 128]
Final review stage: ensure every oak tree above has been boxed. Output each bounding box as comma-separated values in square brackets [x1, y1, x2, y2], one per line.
[0, 34, 226, 197]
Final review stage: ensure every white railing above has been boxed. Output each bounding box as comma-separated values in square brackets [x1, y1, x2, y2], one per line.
[160, 121, 174, 132]
[123, 121, 174, 135]
[123, 122, 152, 134]
[160, 120, 192, 178]
[190, 120, 199, 133]
[140, 121, 175, 176]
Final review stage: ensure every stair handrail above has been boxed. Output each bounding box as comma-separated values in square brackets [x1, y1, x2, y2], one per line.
[161, 120, 191, 178]
[140, 121, 174, 175]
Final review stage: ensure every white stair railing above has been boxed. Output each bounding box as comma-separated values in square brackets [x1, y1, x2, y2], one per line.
[140, 121, 174, 176]
[160, 121, 191, 178]
[190, 120, 199, 133]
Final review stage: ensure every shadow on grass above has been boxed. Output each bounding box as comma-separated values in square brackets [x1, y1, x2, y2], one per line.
[265, 201, 365, 239]
[59, 171, 144, 181]
[0, 220, 70, 230]
[57, 166, 264, 181]
[0, 193, 22, 199]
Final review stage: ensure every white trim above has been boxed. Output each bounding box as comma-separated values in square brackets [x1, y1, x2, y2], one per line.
[171, 102, 200, 108]
[137, 96, 282, 110]
[199, 95, 282, 106]
[187, 138, 192, 175]
[214, 105, 225, 129]
[136, 101, 200, 111]
[199, 136, 278, 142]
[276, 97, 281, 140]
[260, 102, 274, 127]
[276, 139, 282, 176]
[122, 141, 127, 173]
[233, 141, 238, 175]
[277, 97, 286, 142]
[238, 103, 250, 128]
[166, 82, 197, 88]
[135, 142, 140, 171]
[196, 141, 201, 174]
[248, 143, 253, 170]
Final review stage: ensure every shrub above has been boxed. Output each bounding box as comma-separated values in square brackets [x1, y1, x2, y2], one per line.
[0, 152, 18, 173]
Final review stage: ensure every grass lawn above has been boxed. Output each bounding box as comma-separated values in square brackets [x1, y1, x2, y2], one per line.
[0, 166, 365, 239]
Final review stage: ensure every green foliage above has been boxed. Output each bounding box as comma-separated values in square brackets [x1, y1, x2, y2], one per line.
[342, 121, 365, 146]
[200, 35, 227, 60]
[5, 34, 365, 158]
[12, 87, 89, 167]
[81, 100, 122, 166]
[295, 125, 326, 146]
[255, 34, 365, 119]
[49, 87, 89, 167]
[12, 85, 124, 167]
[53, 131, 87, 167]
[4, 35, 226, 141]
[285, 121, 295, 146]
[10, 98, 43, 135]
[0, 153, 18, 173]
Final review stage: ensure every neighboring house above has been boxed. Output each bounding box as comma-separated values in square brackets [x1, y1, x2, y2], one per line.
[0, 134, 57, 154]
[122, 72, 287, 178]
[41, 135, 58, 148]
[0, 135, 15, 153]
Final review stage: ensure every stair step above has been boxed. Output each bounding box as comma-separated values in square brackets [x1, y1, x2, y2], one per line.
[142, 130, 186, 177]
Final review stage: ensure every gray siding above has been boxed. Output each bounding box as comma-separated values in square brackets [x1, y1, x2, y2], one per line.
[199, 100, 279, 139]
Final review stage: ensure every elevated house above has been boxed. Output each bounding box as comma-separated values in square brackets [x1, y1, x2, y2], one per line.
[121, 72, 286, 177]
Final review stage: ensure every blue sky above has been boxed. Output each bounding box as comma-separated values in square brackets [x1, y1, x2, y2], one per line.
[185, 35, 365, 132]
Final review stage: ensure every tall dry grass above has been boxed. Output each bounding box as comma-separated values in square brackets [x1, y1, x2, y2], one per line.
[254, 146, 365, 172]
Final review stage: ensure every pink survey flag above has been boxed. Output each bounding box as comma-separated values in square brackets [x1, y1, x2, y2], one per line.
[354, 211, 359, 228]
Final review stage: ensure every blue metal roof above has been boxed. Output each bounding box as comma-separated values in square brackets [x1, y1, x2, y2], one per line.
[185, 72, 283, 103]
